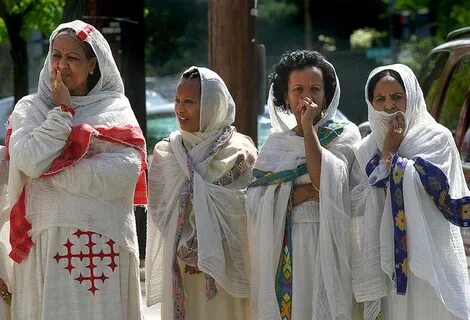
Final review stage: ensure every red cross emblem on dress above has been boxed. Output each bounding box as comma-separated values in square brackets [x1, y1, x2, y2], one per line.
[54, 229, 120, 295]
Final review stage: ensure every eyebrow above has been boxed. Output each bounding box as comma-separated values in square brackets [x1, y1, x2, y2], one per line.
[52, 49, 80, 56]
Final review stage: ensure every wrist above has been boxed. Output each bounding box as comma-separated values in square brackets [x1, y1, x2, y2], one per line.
[57, 103, 75, 116]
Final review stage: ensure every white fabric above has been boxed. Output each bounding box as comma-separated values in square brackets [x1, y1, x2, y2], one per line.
[247, 61, 361, 319]
[0, 146, 11, 320]
[145, 66, 257, 319]
[8, 20, 143, 259]
[12, 227, 142, 320]
[351, 63, 470, 320]
[7, 20, 143, 319]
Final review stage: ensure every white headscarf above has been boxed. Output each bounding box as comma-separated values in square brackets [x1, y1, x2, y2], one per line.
[365, 63, 434, 150]
[267, 59, 340, 133]
[179, 66, 236, 150]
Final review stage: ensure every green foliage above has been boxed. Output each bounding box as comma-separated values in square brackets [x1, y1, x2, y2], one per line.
[350, 28, 387, 50]
[258, 0, 298, 21]
[144, 0, 208, 76]
[0, 0, 64, 43]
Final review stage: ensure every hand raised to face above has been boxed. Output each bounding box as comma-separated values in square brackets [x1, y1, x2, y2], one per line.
[51, 67, 72, 107]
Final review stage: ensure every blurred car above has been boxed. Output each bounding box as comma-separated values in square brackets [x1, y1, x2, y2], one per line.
[418, 26, 470, 255]
[418, 26, 470, 182]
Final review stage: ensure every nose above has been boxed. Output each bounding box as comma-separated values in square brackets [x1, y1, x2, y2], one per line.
[384, 100, 395, 111]
[175, 101, 185, 113]
[57, 57, 68, 70]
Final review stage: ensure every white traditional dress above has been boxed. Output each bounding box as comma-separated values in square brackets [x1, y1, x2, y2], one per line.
[0, 146, 11, 320]
[7, 20, 147, 320]
[145, 66, 257, 319]
[246, 62, 362, 320]
[351, 63, 470, 320]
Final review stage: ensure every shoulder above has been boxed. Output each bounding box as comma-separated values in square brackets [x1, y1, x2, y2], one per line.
[226, 131, 258, 157]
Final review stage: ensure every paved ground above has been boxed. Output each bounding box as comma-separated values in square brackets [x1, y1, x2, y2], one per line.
[141, 284, 161, 320]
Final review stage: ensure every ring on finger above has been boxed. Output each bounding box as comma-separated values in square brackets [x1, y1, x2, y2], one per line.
[393, 127, 403, 134]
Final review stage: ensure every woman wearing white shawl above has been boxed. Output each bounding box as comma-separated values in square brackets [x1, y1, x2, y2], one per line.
[351, 63, 470, 320]
[6, 20, 147, 319]
[145, 66, 257, 319]
[246, 49, 361, 320]
[0, 145, 12, 320]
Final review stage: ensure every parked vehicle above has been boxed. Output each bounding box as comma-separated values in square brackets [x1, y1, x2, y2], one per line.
[418, 26, 470, 254]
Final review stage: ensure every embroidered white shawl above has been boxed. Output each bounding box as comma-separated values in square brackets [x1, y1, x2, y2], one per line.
[351, 64, 470, 320]
[246, 61, 361, 320]
[8, 20, 143, 259]
[145, 67, 258, 308]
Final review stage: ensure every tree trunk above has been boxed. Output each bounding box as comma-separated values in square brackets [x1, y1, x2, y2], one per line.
[0, 7, 29, 103]
[208, 0, 258, 145]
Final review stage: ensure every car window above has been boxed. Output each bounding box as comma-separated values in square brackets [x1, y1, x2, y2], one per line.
[438, 57, 470, 137]
[419, 51, 449, 112]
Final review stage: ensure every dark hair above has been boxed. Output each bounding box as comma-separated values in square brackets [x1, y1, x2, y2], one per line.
[269, 49, 336, 112]
[182, 67, 201, 80]
[367, 69, 405, 103]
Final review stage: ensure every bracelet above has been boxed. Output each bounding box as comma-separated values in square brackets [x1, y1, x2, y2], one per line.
[312, 182, 320, 192]
[58, 104, 75, 116]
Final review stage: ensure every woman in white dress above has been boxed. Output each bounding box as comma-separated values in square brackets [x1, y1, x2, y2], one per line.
[145, 66, 257, 319]
[246, 49, 362, 320]
[7, 20, 147, 319]
[351, 63, 470, 320]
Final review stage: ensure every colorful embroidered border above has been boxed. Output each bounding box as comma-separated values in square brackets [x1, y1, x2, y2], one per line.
[317, 119, 349, 147]
[276, 188, 294, 320]
[413, 157, 470, 227]
[389, 154, 408, 295]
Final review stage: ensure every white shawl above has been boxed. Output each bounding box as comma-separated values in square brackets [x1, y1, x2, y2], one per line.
[8, 20, 143, 260]
[145, 67, 258, 308]
[351, 64, 470, 320]
[246, 62, 361, 320]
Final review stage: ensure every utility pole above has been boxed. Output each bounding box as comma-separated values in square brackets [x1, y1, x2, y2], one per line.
[208, 0, 258, 144]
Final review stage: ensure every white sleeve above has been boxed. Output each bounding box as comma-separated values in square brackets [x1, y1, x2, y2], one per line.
[49, 142, 141, 200]
[9, 104, 73, 178]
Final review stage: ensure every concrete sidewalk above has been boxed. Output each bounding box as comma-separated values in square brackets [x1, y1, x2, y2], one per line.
[141, 283, 161, 320]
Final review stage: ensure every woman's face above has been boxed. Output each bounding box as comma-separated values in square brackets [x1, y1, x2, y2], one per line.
[285, 66, 326, 123]
[175, 77, 201, 132]
[371, 75, 407, 113]
[51, 35, 96, 96]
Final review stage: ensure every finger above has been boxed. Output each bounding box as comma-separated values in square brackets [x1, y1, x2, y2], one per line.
[56, 70, 62, 82]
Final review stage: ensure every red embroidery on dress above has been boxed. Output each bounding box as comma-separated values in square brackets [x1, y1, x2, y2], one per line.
[54, 229, 119, 295]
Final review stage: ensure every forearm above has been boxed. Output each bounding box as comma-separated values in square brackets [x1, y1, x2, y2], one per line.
[303, 125, 322, 190]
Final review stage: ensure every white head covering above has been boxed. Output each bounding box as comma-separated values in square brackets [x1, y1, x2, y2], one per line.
[365, 63, 434, 150]
[267, 59, 340, 133]
[37, 20, 124, 108]
[179, 66, 236, 149]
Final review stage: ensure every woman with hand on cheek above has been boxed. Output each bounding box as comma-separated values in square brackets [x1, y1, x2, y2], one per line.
[351, 64, 470, 320]
[246, 49, 362, 320]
